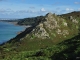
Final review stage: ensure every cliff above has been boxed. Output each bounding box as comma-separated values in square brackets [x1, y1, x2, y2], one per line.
[0, 12, 80, 60]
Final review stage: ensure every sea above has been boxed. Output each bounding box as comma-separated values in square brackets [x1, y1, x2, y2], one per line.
[0, 22, 26, 44]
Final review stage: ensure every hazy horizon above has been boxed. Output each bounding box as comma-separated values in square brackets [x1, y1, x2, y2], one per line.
[0, 0, 80, 18]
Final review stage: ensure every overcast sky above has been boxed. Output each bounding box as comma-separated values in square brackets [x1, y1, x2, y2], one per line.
[0, 0, 80, 19]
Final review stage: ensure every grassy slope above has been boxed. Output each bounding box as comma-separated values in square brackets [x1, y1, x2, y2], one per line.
[0, 12, 80, 60]
[1, 34, 80, 60]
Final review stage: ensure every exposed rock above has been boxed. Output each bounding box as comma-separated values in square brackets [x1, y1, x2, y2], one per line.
[43, 13, 59, 30]
[56, 29, 69, 35]
[57, 29, 61, 34]
[69, 16, 73, 20]
[25, 12, 71, 39]
[69, 16, 78, 23]
[63, 22, 67, 26]
[0, 11, 80, 60]
[31, 23, 50, 39]
[1, 12, 79, 49]
[62, 30, 69, 35]
[72, 19, 78, 23]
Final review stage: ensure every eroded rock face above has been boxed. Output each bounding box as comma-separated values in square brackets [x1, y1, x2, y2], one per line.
[69, 16, 78, 23]
[27, 13, 71, 39]
[56, 29, 69, 36]
[22, 13, 79, 40]
[43, 13, 59, 30]
[63, 22, 67, 26]
[72, 19, 78, 23]
[32, 23, 49, 39]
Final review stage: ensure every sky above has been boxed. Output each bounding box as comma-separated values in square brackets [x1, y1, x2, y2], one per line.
[0, 0, 80, 19]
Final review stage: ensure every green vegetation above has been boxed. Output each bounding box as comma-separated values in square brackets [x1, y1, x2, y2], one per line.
[1, 34, 80, 60]
[0, 11, 80, 60]
[17, 16, 44, 26]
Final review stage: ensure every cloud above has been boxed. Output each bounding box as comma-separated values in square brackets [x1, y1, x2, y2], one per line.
[0, 9, 18, 16]
[0, 8, 36, 14]
[74, 2, 80, 4]
[40, 8, 46, 12]
[0, 9, 13, 13]
[66, 8, 74, 11]
[16, 10, 36, 14]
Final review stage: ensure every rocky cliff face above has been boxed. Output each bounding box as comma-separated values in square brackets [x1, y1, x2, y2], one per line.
[1, 12, 79, 51]
[24, 13, 78, 41]
[0, 12, 80, 60]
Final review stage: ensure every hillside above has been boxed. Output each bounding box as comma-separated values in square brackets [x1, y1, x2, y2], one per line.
[61, 11, 80, 25]
[17, 16, 44, 26]
[61, 11, 80, 18]
[0, 12, 80, 60]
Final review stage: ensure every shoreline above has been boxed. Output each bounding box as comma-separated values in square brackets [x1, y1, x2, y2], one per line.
[2, 21, 31, 28]
[0, 21, 31, 29]
[0, 21, 32, 45]
[5, 21, 32, 34]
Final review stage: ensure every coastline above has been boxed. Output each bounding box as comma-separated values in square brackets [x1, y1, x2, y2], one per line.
[6, 21, 32, 35]
[0, 21, 31, 45]
[2, 21, 31, 28]
[0, 21, 31, 31]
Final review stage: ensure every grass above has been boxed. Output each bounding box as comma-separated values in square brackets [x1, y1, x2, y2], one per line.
[0, 11, 80, 60]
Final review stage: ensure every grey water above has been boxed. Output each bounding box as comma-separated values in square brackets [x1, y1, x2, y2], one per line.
[0, 22, 25, 44]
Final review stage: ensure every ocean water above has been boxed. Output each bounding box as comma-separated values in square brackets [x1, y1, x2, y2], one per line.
[0, 22, 25, 44]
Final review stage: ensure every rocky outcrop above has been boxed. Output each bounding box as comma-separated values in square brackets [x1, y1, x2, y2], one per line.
[18, 12, 79, 41]
[21, 12, 78, 40]
[0, 11, 80, 60]
[43, 13, 59, 29]
[1, 12, 79, 52]
[32, 23, 50, 39]
[69, 16, 78, 23]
